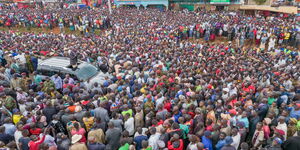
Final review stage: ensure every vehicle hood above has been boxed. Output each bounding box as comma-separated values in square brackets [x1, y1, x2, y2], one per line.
[85, 71, 112, 89]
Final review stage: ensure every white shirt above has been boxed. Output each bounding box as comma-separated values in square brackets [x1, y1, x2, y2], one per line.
[40, 134, 57, 147]
[149, 133, 161, 150]
[19, 104, 26, 114]
[124, 117, 135, 136]
[231, 133, 241, 150]
[276, 122, 287, 140]
[187, 143, 199, 150]
[223, 24, 228, 32]
[269, 38, 276, 46]
[283, 80, 293, 90]
[14, 130, 23, 150]
[155, 97, 165, 110]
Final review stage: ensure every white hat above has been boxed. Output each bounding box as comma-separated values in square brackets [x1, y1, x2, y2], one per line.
[71, 134, 82, 144]
[179, 95, 185, 100]
[223, 88, 229, 93]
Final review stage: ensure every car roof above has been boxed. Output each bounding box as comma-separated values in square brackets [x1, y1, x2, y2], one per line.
[38, 57, 87, 74]
[39, 57, 77, 68]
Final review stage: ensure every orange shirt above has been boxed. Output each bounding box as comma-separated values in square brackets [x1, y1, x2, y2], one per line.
[68, 105, 76, 113]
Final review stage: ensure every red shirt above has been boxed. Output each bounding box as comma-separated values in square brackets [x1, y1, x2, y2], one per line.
[205, 124, 214, 132]
[242, 85, 255, 93]
[263, 125, 270, 139]
[167, 139, 184, 150]
[168, 77, 175, 83]
[71, 128, 86, 143]
[63, 83, 74, 90]
[29, 128, 42, 135]
[188, 112, 195, 119]
[164, 102, 172, 112]
[39, 51, 49, 56]
[29, 135, 45, 150]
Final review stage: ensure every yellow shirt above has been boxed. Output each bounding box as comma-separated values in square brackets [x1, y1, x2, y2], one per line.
[83, 117, 94, 131]
[284, 33, 290, 40]
[12, 114, 23, 124]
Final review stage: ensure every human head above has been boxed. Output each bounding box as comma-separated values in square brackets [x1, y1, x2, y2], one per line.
[204, 130, 212, 138]
[108, 122, 114, 129]
[0, 126, 5, 133]
[219, 132, 226, 140]
[149, 127, 156, 135]
[256, 122, 263, 130]
[240, 142, 249, 150]
[142, 140, 148, 148]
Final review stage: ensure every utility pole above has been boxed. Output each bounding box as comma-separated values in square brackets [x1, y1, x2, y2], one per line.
[107, 0, 112, 14]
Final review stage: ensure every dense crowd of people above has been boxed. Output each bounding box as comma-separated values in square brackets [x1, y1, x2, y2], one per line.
[0, 8, 111, 34]
[0, 8, 300, 48]
[0, 6, 299, 150]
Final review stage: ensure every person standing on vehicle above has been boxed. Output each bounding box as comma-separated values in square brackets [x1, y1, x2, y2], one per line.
[69, 50, 78, 70]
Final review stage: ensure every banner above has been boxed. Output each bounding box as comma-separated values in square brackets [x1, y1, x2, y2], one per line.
[180, 4, 194, 11]
[210, 0, 230, 4]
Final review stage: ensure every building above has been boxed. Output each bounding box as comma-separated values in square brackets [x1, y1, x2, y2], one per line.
[240, 0, 299, 14]
[114, 0, 169, 9]
[113, 0, 300, 15]
[169, 0, 242, 11]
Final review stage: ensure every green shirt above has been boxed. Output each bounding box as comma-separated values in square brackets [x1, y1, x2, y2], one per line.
[119, 143, 129, 150]
[34, 75, 43, 85]
[297, 121, 300, 130]
[5, 96, 16, 111]
[179, 124, 189, 139]
[196, 85, 202, 92]
[10, 63, 20, 73]
[268, 97, 276, 105]
[122, 109, 133, 117]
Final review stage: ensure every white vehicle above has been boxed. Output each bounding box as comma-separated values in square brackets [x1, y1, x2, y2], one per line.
[37, 57, 111, 89]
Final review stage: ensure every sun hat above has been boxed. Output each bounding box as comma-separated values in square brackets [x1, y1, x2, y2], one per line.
[71, 134, 82, 144]
[290, 118, 298, 124]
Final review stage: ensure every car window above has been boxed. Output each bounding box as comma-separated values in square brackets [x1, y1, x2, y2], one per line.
[75, 65, 98, 81]
[38, 69, 56, 77]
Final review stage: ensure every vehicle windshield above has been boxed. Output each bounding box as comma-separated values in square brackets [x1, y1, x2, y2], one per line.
[75, 65, 98, 81]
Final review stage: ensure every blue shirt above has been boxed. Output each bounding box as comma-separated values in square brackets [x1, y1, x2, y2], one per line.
[290, 108, 300, 120]
[238, 117, 249, 128]
[88, 143, 105, 150]
[3, 123, 16, 136]
[134, 135, 148, 150]
[202, 136, 213, 150]
[51, 76, 62, 89]
[216, 139, 226, 150]
[173, 112, 182, 123]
